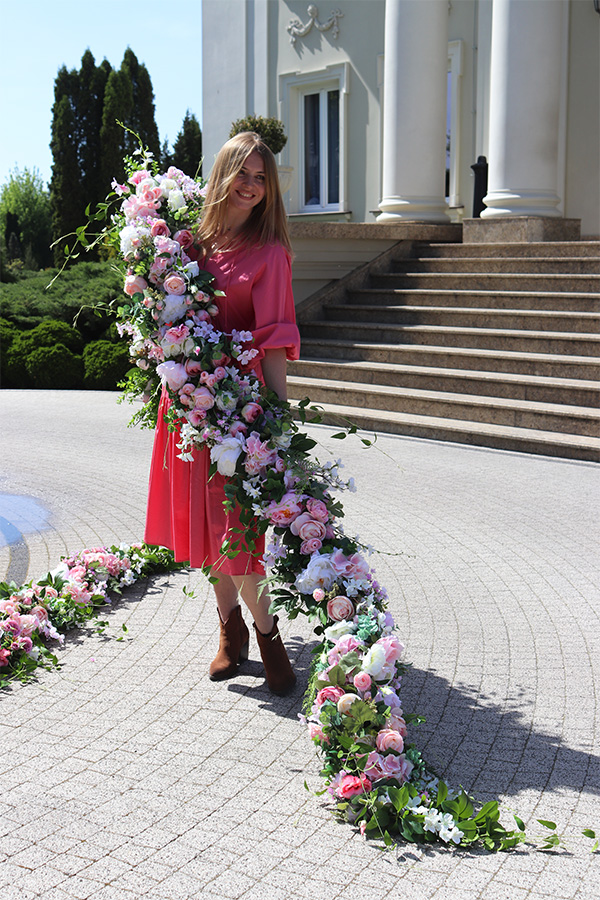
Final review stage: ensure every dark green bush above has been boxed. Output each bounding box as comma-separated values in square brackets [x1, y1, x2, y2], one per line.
[6, 320, 84, 388]
[1, 317, 18, 387]
[83, 340, 131, 390]
[24, 344, 84, 389]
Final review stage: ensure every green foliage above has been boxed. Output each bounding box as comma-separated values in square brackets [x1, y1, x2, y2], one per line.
[50, 49, 160, 263]
[83, 340, 131, 390]
[229, 115, 287, 155]
[6, 320, 84, 388]
[166, 111, 202, 177]
[0, 168, 52, 271]
[0, 261, 121, 336]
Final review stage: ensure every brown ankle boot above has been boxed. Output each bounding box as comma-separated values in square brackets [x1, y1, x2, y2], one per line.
[209, 606, 250, 681]
[253, 615, 296, 696]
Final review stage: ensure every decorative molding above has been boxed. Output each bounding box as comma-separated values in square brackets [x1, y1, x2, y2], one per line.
[287, 5, 344, 46]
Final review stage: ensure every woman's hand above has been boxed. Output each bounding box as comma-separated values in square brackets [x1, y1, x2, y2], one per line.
[261, 347, 288, 401]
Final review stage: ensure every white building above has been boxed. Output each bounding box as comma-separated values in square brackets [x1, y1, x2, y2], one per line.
[202, 0, 599, 293]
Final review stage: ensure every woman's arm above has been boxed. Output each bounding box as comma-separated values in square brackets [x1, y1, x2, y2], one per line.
[261, 347, 288, 401]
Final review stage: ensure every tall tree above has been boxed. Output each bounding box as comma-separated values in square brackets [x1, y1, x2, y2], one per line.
[50, 48, 161, 263]
[170, 111, 202, 177]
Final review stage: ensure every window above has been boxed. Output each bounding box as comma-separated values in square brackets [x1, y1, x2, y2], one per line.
[279, 63, 349, 214]
[303, 89, 340, 208]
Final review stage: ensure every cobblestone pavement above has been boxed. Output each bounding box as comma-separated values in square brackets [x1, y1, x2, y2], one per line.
[0, 390, 599, 900]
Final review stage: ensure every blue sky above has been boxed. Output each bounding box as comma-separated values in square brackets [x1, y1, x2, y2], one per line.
[0, 0, 203, 188]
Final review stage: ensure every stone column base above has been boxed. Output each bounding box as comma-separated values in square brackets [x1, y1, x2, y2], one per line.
[463, 217, 582, 244]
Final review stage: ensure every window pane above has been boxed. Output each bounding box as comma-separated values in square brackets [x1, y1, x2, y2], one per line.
[304, 93, 320, 206]
[327, 90, 339, 205]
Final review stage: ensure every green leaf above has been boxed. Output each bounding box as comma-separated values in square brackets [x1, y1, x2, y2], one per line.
[582, 829, 596, 839]
[514, 815, 526, 832]
[436, 781, 448, 804]
[537, 819, 557, 831]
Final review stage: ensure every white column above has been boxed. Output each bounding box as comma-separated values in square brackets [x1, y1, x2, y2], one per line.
[481, 0, 566, 219]
[378, 0, 449, 223]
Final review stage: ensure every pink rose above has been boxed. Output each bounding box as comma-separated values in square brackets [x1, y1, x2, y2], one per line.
[192, 386, 215, 410]
[326, 595, 355, 622]
[184, 359, 204, 377]
[241, 402, 263, 423]
[124, 274, 148, 297]
[150, 218, 171, 237]
[315, 685, 345, 707]
[300, 538, 322, 555]
[328, 635, 362, 666]
[174, 229, 194, 249]
[306, 498, 329, 522]
[336, 773, 372, 800]
[186, 409, 206, 426]
[213, 366, 227, 381]
[308, 722, 329, 743]
[128, 169, 150, 186]
[376, 729, 404, 754]
[353, 672, 372, 692]
[312, 588, 325, 602]
[290, 513, 327, 542]
[163, 273, 187, 295]
[229, 421, 248, 438]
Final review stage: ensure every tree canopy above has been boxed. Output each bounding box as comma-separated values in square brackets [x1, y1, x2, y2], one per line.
[0, 168, 52, 274]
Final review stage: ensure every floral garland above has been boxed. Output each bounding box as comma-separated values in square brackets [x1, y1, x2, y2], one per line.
[22, 144, 594, 854]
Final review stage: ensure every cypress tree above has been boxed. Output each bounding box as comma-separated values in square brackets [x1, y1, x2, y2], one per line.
[120, 49, 160, 161]
[171, 111, 202, 177]
[100, 68, 134, 188]
[50, 66, 84, 263]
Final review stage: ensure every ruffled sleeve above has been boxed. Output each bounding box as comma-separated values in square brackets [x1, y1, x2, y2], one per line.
[250, 244, 300, 362]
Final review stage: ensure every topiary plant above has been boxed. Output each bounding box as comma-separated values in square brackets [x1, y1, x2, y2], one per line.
[6, 320, 85, 388]
[229, 115, 287, 155]
[83, 340, 131, 390]
[24, 344, 84, 389]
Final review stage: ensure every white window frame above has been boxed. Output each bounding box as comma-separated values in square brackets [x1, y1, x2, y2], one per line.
[279, 63, 349, 214]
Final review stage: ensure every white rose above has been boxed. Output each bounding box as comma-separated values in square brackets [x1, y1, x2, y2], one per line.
[184, 261, 200, 277]
[160, 177, 178, 197]
[157, 294, 188, 326]
[210, 437, 245, 476]
[216, 392, 238, 412]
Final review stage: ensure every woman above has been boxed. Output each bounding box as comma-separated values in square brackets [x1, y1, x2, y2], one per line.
[145, 132, 300, 695]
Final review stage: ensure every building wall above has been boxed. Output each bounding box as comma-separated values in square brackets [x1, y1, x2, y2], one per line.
[202, 0, 599, 234]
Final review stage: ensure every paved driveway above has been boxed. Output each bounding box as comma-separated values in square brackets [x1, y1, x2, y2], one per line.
[1, 390, 598, 899]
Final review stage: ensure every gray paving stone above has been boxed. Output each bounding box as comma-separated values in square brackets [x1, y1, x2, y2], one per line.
[1, 391, 599, 899]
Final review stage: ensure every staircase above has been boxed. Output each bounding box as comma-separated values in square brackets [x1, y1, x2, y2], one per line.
[288, 241, 600, 461]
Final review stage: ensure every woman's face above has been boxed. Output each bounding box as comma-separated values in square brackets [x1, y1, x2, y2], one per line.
[228, 151, 266, 214]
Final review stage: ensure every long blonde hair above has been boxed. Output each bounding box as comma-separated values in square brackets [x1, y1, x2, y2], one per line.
[196, 132, 291, 255]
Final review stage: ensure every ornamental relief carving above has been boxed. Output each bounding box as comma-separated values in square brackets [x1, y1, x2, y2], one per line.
[287, 5, 344, 46]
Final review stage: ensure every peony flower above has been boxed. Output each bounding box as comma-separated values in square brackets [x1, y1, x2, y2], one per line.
[336, 773, 372, 800]
[376, 728, 404, 754]
[324, 620, 357, 643]
[150, 218, 171, 237]
[326, 595, 355, 622]
[315, 685, 345, 707]
[294, 553, 337, 595]
[156, 361, 188, 391]
[305, 498, 329, 522]
[265, 492, 302, 526]
[210, 436, 244, 476]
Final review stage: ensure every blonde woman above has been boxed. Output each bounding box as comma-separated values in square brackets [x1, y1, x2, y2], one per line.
[145, 133, 299, 695]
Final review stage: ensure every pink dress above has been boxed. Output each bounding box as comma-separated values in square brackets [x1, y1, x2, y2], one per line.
[144, 242, 301, 575]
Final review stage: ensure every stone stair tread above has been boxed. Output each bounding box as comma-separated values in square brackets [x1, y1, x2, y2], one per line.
[415, 241, 600, 257]
[300, 337, 599, 367]
[311, 321, 600, 340]
[291, 357, 600, 391]
[288, 375, 600, 418]
[406, 256, 600, 264]
[351, 288, 600, 300]
[334, 302, 600, 318]
[296, 400, 600, 453]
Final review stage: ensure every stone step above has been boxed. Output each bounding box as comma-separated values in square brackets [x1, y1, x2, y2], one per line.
[414, 241, 600, 259]
[288, 358, 600, 407]
[298, 338, 600, 378]
[291, 400, 600, 463]
[321, 304, 600, 335]
[371, 272, 600, 293]
[347, 288, 600, 313]
[287, 376, 600, 436]
[301, 320, 600, 355]
[392, 256, 600, 275]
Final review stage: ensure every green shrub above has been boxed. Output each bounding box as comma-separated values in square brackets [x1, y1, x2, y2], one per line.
[0, 261, 121, 337]
[6, 320, 84, 388]
[229, 116, 287, 155]
[83, 340, 131, 390]
[24, 344, 84, 389]
[1, 317, 18, 387]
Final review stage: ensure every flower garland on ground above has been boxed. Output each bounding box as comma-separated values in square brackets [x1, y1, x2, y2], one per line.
[22, 143, 594, 854]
